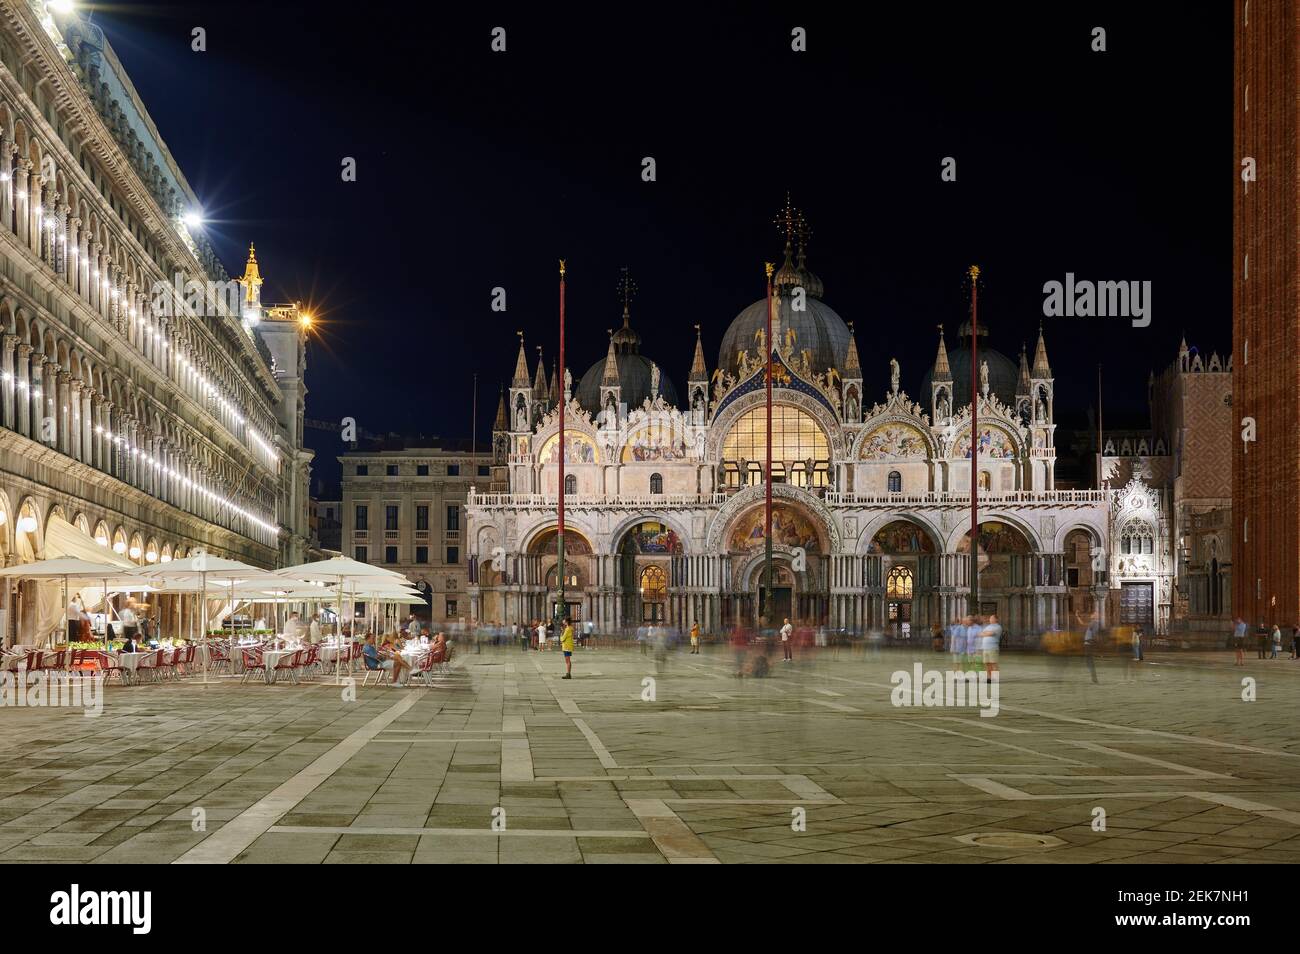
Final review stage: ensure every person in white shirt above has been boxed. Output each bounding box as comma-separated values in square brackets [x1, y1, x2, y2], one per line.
[536, 620, 548, 651]
[780, 617, 794, 661]
[309, 614, 322, 644]
[980, 613, 1003, 677]
[67, 594, 84, 641]
[284, 612, 303, 642]
[118, 600, 139, 643]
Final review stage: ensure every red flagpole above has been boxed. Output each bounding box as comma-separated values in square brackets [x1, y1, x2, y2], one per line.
[763, 261, 775, 624]
[968, 265, 980, 614]
[557, 259, 566, 626]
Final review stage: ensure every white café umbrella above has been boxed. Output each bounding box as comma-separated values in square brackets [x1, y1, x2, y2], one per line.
[0, 556, 140, 649]
[133, 555, 285, 686]
[277, 556, 409, 683]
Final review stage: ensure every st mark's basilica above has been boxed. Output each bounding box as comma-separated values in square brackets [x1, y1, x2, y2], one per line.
[465, 210, 1232, 640]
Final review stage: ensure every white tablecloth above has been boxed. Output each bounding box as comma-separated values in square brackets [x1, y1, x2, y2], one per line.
[262, 649, 294, 682]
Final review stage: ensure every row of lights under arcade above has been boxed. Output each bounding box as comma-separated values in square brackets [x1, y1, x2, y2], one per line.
[0, 508, 173, 561]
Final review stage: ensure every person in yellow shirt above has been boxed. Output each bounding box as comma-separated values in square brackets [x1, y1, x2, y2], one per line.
[690, 621, 700, 655]
[560, 618, 575, 679]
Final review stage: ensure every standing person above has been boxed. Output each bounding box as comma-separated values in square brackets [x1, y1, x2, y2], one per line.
[309, 613, 322, 644]
[560, 617, 574, 679]
[981, 612, 1002, 678]
[780, 617, 793, 662]
[119, 599, 139, 645]
[284, 611, 303, 642]
[66, 592, 84, 642]
[583, 618, 594, 650]
[1292, 623, 1300, 660]
[1232, 617, 1246, 666]
[1083, 611, 1100, 684]
[1271, 624, 1282, 659]
[1132, 625, 1143, 662]
[689, 621, 700, 655]
[950, 617, 967, 671]
[1257, 622, 1269, 659]
[536, 618, 547, 652]
[965, 615, 984, 672]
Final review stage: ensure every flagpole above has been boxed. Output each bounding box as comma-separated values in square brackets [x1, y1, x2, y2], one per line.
[556, 259, 567, 630]
[968, 265, 980, 615]
[763, 261, 775, 627]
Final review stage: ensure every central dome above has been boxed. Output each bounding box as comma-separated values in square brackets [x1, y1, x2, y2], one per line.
[718, 294, 851, 379]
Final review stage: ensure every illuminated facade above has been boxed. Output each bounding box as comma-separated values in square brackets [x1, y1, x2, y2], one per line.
[0, 2, 313, 639]
[467, 211, 1129, 636]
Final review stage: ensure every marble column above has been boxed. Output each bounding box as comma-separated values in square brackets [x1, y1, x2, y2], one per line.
[0, 334, 14, 431]
[68, 378, 82, 461]
[14, 159, 30, 248]
[80, 387, 92, 466]
[15, 344, 30, 437]
[56, 370, 70, 455]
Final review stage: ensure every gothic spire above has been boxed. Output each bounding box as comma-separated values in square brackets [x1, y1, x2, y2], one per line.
[689, 323, 708, 383]
[1032, 323, 1052, 378]
[493, 384, 508, 431]
[844, 321, 861, 375]
[548, 357, 560, 406]
[511, 332, 531, 388]
[932, 325, 952, 381]
[532, 345, 547, 398]
[1017, 342, 1031, 394]
[602, 329, 621, 386]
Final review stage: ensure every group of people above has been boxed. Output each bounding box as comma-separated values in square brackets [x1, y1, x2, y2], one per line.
[66, 593, 148, 644]
[283, 611, 324, 644]
[526, 617, 591, 654]
[944, 613, 1003, 677]
[361, 627, 450, 686]
[1232, 617, 1300, 665]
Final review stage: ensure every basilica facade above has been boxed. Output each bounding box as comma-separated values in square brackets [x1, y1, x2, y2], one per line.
[465, 223, 1129, 638]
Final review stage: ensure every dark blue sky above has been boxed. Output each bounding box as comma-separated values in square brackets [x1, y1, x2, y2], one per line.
[91, 1, 1229, 490]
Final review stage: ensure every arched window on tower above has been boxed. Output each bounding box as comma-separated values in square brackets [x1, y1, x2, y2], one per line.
[650, 472, 663, 495]
[563, 474, 577, 496]
[887, 471, 902, 493]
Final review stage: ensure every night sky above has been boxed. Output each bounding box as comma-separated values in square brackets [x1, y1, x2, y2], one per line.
[90, 2, 1229, 490]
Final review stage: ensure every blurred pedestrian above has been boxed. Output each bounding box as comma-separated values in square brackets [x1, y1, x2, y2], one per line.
[780, 617, 793, 662]
[1271, 624, 1282, 659]
[1083, 611, 1100, 684]
[689, 621, 700, 655]
[1232, 617, 1246, 666]
[981, 612, 1002, 678]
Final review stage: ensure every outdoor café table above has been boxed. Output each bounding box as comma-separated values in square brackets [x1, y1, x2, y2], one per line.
[261, 648, 300, 683]
[115, 651, 153, 684]
[318, 644, 344, 666]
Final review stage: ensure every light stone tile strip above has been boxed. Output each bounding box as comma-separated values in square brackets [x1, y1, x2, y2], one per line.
[624, 797, 720, 864]
[501, 736, 534, 782]
[806, 698, 861, 713]
[172, 690, 426, 864]
[898, 720, 1084, 765]
[269, 825, 651, 839]
[572, 718, 618, 769]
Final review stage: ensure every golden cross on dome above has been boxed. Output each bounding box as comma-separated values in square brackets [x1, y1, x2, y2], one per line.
[616, 266, 637, 320]
[774, 193, 797, 246]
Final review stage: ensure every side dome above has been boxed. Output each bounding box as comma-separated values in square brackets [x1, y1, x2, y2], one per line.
[575, 352, 679, 414]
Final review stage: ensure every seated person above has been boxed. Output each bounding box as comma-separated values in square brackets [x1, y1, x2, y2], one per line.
[362, 635, 407, 685]
[120, 634, 139, 653]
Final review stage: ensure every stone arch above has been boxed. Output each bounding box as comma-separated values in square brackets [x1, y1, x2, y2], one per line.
[858, 514, 944, 555]
[706, 483, 841, 553]
[15, 495, 42, 561]
[608, 512, 692, 556]
[706, 388, 844, 462]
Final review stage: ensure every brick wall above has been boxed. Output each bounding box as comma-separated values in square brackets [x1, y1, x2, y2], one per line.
[1233, 0, 1300, 626]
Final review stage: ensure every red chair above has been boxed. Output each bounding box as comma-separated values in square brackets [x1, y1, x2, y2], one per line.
[35, 650, 67, 674]
[135, 649, 166, 683]
[272, 649, 302, 684]
[240, 648, 266, 684]
[88, 650, 127, 684]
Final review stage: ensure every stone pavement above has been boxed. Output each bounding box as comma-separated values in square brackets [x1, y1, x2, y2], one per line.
[1, 643, 1299, 863]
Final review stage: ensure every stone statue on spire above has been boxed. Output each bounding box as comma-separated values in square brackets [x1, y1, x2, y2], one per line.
[889, 358, 900, 395]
